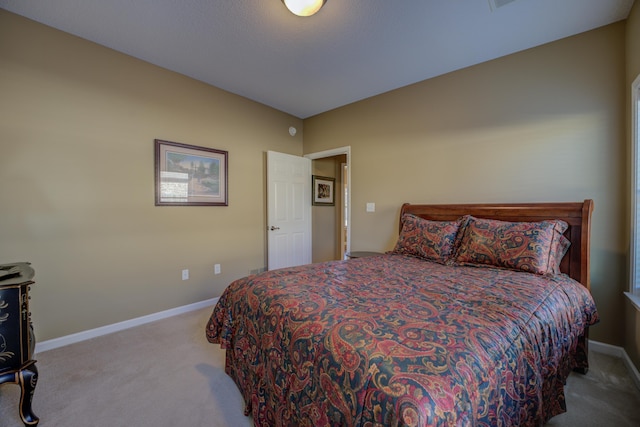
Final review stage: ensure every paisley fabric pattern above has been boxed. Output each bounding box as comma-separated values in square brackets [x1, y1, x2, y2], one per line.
[206, 254, 598, 427]
[550, 235, 571, 275]
[454, 216, 569, 275]
[391, 214, 464, 264]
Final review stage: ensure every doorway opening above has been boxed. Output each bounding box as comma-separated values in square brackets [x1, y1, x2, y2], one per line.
[305, 147, 351, 263]
[341, 162, 348, 259]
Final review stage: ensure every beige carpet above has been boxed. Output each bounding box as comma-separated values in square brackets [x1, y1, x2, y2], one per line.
[1, 306, 639, 427]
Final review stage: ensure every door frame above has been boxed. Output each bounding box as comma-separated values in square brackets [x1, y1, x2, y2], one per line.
[305, 146, 351, 257]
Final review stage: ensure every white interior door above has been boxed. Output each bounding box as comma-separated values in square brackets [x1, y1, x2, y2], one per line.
[267, 151, 312, 270]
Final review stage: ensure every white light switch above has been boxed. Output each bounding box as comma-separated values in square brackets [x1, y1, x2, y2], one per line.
[366, 202, 375, 212]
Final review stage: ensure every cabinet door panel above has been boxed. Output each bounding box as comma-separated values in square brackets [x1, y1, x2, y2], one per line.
[1, 287, 20, 371]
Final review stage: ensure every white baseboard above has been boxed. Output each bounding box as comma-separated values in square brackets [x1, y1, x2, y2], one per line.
[590, 340, 640, 391]
[35, 297, 219, 354]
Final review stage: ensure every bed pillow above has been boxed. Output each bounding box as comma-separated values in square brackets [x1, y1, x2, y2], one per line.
[550, 234, 571, 275]
[391, 214, 464, 264]
[453, 216, 569, 275]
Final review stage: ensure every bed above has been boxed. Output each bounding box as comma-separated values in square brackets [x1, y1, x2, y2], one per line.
[206, 200, 598, 426]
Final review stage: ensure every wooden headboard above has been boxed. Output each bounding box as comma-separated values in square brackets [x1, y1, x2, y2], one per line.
[400, 200, 594, 290]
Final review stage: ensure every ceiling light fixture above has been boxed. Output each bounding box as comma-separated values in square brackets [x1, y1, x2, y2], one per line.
[282, 0, 326, 17]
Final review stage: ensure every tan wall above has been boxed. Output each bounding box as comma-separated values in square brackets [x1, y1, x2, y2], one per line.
[304, 23, 627, 347]
[626, 2, 640, 370]
[0, 11, 303, 341]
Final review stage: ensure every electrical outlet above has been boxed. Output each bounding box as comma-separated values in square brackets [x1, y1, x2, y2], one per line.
[214, 264, 221, 275]
[182, 269, 189, 280]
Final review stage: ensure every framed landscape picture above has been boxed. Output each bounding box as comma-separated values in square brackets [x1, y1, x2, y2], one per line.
[155, 139, 228, 206]
[312, 175, 335, 206]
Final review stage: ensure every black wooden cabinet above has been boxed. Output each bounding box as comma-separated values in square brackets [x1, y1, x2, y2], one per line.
[0, 262, 39, 426]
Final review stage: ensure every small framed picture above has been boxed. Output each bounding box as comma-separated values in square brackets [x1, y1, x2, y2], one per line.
[312, 175, 335, 206]
[155, 139, 228, 206]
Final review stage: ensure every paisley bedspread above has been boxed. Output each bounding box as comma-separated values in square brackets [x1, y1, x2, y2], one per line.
[206, 254, 599, 427]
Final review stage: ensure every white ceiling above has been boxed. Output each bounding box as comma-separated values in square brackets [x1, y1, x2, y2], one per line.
[0, 0, 635, 118]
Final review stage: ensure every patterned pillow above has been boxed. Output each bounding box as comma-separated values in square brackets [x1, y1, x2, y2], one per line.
[392, 214, 464, 264]
[549, 234, 571, 275]
[453, 216, 569, 275]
